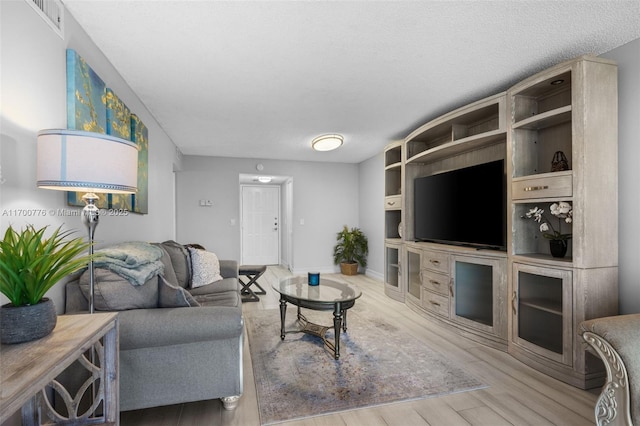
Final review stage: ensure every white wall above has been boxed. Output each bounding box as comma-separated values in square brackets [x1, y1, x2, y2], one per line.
[177, 156, 359, 273]
[602, 39, 640, 314]
[358, 152, 385, 280]
[0, 1, 181, 312]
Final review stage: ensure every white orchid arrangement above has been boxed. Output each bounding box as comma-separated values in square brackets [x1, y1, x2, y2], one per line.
[524, 201, 573, 241]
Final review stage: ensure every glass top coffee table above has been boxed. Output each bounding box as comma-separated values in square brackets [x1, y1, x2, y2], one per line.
[272, 276, 362, 360]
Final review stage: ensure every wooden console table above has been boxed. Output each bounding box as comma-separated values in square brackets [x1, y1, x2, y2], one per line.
[0, 312, 119, 425]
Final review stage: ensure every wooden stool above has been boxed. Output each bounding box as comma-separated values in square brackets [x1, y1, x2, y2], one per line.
[239, 265, 267, 302]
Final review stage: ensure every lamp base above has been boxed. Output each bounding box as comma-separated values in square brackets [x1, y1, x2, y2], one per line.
[82, 193, 99, 314]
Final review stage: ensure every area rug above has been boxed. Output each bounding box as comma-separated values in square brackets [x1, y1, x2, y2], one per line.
[245, 305, 487, 424]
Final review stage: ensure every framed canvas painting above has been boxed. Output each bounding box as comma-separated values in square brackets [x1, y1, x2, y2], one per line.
[65, 49, 149, 213]
[131, 114, 149, 214]
[106, 88, 133, 211]
[66, 49, 108, 208]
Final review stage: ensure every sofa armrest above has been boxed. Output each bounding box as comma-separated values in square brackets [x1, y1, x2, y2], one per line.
[118, 306, 243, 350]
[581, 314, 640, 426]
[220, 260, 238, 279]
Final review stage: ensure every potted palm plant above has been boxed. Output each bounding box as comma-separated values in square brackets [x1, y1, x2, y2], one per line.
[0, 225, 92, 344]
[333, 225, 368, 275]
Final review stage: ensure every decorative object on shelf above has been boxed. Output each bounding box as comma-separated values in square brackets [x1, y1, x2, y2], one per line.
[551, 150, 569, 172]
[398, 222, 403, 238]
[549, 239, 569, 258]
[523, 202, 573, 257]
[308, 272, 320, 286]
[333, 225, 368, 275]
[0, 225, 92, 344]
[37, 129, 138, 313]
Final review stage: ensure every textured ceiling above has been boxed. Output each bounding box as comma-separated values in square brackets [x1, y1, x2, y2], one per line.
[62, 0, 640, 164]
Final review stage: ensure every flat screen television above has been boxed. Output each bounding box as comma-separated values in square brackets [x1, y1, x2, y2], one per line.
[413, 159, 506, 251]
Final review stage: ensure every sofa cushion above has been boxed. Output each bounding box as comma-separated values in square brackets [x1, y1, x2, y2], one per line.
[193, 291, 241, 308]
[158, 275, 200, 308]
[79, 268, 158, 311]
[187, 247, 223, 288]
[160, 240, 191, 288]
[188, 277, 239, 296]
[188, 278, 240, 307]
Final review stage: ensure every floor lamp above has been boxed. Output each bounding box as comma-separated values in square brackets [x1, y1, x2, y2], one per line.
[36, 129, 138, 313]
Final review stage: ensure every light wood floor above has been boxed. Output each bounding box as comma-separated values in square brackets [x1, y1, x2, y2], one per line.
[121, 266, 598, 426]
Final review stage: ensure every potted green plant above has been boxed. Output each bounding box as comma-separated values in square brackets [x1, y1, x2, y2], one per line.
[333, 225, 368, 275]
[0, 225, 92, 344]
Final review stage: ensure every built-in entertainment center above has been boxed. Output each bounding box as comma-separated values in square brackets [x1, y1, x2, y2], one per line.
[383, 56, 618, 389]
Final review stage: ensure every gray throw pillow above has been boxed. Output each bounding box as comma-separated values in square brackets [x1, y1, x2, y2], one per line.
[158, 275, 200, 308]
[160, 240, 191, 288]
[79, 268, 158, 311]
[152, 243, 180, 287]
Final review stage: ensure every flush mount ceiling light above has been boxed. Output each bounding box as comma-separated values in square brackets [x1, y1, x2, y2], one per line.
[256, 176, 272, 183]
[311, 134, 343, 152]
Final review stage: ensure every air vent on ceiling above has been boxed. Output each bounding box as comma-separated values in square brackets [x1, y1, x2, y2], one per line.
[24, 0, 64, 39]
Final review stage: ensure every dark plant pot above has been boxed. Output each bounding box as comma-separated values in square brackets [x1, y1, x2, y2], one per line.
[0, 298, 57, 344]
[549, 240, 568, 258]
[340, 262, 359, 276]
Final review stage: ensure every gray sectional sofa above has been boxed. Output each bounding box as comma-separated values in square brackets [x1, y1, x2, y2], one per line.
[64, 240, 243, 412]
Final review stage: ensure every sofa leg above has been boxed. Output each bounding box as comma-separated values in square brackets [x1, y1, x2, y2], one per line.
[221, 395, 241, 410]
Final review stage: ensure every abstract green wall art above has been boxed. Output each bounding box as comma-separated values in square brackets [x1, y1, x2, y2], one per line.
[131, 114, 149, 214]
[106, 88, 133, 211]
[65, 49, 149, 213]
[66, 49, 106, 133]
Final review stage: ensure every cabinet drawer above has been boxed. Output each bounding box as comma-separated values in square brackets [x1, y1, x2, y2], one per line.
[384, 195, 402, 210]
[422, 290, 449, 317]
[512, 173, 572, 200]
[422, 269, 450, 296]
[422, 250, 449, 274]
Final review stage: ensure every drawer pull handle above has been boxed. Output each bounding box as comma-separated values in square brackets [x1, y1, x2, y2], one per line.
[429, 280, 441, 286]
[524, 185, 549, 192]
[429, 300, 441, 307]
[387, 201, 396, 206]
[430, 259, 440, 266]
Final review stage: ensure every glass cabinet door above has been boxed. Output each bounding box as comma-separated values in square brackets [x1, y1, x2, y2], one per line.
[450, 255, 507, 339]
[406, 248, 421, 301]
[385, 245, 399, 290]
[512, 262, 573, 366]
[384, 243, 404, 302]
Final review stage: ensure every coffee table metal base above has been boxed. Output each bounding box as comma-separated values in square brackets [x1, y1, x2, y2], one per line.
[278, 297, 354, 360]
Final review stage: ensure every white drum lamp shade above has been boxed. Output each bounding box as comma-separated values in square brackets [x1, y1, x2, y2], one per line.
[37, 129, 138, 194]
[36, 129, 138, 315]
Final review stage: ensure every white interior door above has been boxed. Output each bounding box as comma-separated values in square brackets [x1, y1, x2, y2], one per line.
[241, 185, 280, 265]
